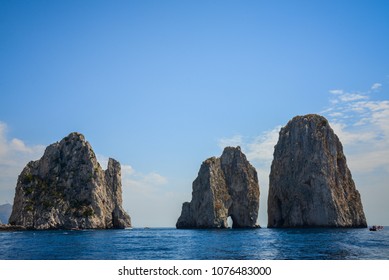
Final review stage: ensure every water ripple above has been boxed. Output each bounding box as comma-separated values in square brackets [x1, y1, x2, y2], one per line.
[0, 227, 388, 259]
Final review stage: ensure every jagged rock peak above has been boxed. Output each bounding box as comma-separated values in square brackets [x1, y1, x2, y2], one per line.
[65, 131, 85, 140]
[176, 146, 260, 229]
[267, 114, 367, 228]
[9, 132, 131, 230]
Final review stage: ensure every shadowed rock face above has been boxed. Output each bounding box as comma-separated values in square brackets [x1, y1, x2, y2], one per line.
[9, 132, 131, 229]
[176, 147, 260, 229]
[268, 114, 367, 228]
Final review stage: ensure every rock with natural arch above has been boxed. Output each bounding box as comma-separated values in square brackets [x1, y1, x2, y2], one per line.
[176, 147, 260, 229]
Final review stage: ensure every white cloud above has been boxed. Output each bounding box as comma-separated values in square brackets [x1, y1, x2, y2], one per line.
[371, 83, 382, 90]
[119, 161, 177, 227]
[246, 126, 281, 165]
[328, 112, 343, 118]
[0, 121, 45, 204]
[143, 172, 168, 185]
[323, 84, 389, 173]
[96, 153, 171, 219]
[329, 121, 376, 145]
[217, 127, 280, 166]
[122, 167, 168, 194]
[0, 122, 45, 161]
[10, 138, 33, 153]
[121, 164, 135, 176]
[329, 89, 344, 95]
[338, 93, 368, 102]
[96, 154, 109, 169]
[217, 135, 243, 149]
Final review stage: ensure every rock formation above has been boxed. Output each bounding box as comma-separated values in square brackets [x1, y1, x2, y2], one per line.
[268, 114, 367, 228]
[176, 147, 260, 229]
[0, 224, 26, 231]
[9, 132, 131, 230]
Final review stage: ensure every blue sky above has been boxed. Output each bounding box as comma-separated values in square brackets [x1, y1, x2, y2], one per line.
[1, 1, 389, 227]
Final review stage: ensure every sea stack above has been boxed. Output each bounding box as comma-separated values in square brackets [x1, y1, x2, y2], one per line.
[176, 147, 260, 229]
[9, 132, 131, 229]
[267, 114, 367, 228]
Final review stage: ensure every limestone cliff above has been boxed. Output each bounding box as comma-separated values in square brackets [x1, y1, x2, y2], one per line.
[177, 147, 260, 228]
[268, 114, 367, 228]
[9, 132, 131, 229]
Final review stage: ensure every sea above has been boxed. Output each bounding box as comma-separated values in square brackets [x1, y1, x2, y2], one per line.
[1, 227, 388, 260]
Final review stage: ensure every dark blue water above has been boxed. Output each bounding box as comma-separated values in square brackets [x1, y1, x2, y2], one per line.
[1, 228, 388, 260]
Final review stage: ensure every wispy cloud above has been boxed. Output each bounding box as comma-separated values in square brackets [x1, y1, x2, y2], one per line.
[96, 153, 168, 193]
[329, 89, 344, 95]
[97, 154, 173, 227]
[217, 127, 281, 166]
[0, 122, 45, 159]
[217, 135, 243, 149]
[246, 126, 281, 165]
[120, 165, 186, 227]
[371, 83, 382, 90]
[0, 121, 45, 203]
[329, 89, 368, 102]
[323, 83, 389, 173]
[122, 167, 168, 193]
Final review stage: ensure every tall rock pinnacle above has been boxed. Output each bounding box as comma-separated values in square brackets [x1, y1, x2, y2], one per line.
[176, 147, 260, 229]
[9, 132, 131, 229]
[267, 114, 367, 228]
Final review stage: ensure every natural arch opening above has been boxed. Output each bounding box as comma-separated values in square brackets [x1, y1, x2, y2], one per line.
[227, 216, 233, 228]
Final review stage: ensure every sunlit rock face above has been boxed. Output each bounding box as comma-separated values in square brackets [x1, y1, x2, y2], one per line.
[9, 132, 131, 229]
[177, 147, 260, 229]
[268, 114, 367, 228]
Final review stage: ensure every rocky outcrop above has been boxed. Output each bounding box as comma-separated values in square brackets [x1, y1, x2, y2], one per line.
[177, 147, 260, 229]
[0, 224, 26, 231]
[9, 132, 131, 230]
[268, 114, 367, 228]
